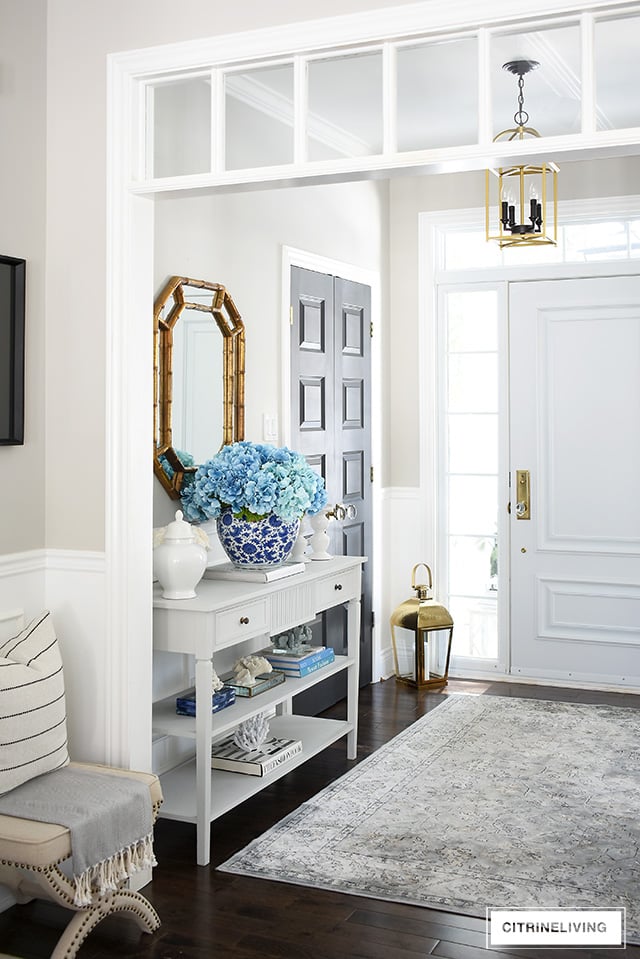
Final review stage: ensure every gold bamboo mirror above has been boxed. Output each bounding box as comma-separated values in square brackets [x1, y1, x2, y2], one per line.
[153, 275, 245, 498]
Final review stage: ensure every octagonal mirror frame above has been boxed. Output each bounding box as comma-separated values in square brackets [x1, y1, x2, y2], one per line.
[153, 275, 245, 499]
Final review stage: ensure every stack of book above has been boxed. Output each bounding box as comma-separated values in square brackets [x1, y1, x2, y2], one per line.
[211, 735, 303, 776]
[221, 669, 286, 698]
[260, 644, 335, 677]
[175, 685, 236, 716]
[204, 561, 305, 583]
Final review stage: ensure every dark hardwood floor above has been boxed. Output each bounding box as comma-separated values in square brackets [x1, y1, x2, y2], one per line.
[1, 678, 638, 959]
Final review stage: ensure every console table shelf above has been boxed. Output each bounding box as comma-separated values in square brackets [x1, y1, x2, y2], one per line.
[152, 654, 353, 740]
[153, 555, 364, 865]
[157, 715, 351, 822]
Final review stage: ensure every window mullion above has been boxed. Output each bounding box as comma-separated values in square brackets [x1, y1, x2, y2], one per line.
[383, 42, 397, 154]
[293, 56, 307, 165]
[580, 13, 596, 135]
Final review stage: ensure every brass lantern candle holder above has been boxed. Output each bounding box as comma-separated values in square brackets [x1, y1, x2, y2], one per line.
[390, 563, 454, 689]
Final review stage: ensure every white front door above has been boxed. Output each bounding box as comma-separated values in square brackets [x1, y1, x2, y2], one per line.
[509, 274, 640, 685]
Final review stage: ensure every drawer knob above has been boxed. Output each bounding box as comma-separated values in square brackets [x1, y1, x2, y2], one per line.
[334, 583, 343, 591]
[240, 616, 250, 625]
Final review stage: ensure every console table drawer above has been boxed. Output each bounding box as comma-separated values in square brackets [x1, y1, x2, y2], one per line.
[315, 567, 361, 612]
[215, 599, 269, 644]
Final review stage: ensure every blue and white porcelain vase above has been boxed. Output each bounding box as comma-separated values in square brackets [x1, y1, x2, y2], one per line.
[216, 509, 300, 569]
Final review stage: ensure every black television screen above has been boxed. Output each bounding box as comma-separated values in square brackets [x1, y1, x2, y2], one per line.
[0, 255, 25, 445]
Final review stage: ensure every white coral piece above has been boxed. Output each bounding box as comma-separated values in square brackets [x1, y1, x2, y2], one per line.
[234, 713, 269, 752]
[211, 668, 224, 692]
[233, 654, 272, 685]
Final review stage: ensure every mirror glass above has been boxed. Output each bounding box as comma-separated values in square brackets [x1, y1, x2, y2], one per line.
[153, 276, 245, 498]
[171, 288, 224, 463]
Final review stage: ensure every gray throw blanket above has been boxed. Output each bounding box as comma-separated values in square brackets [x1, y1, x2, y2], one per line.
[0, 766, 156, 906]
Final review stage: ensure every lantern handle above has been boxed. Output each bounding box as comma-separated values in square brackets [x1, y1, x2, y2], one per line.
[411, 563, 433, 600]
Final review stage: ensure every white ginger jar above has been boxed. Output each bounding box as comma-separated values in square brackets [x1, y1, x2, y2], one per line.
[154, 510, 207, 600]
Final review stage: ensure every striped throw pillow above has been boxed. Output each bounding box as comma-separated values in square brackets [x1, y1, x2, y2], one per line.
[0, 611, 69, 795]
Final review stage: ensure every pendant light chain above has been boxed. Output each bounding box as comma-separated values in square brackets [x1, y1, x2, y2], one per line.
[514, 72, 529, 127]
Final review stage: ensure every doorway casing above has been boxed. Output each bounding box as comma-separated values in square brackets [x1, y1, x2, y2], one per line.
[106, 0, 640, 769]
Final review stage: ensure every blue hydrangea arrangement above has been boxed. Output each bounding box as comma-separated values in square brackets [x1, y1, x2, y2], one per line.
[180, 441, 327, 524]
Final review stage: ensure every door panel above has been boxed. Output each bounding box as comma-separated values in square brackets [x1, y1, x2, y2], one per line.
[290, 266, 373, 714]
[509, 275, 640, 684]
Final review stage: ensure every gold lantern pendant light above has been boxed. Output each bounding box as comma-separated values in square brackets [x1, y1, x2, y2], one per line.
[486, 59, 558, 249]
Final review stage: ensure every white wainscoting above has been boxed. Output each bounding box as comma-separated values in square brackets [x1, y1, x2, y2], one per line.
[379, 487, 427, 680]
[45, 550, 107, 762]
[0, 548, 108, 915]
[0, 549, 107, 762]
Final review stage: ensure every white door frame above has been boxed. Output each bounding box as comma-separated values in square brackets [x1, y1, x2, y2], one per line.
[281, 247, 383, 679]
[420, 198, 640, 688]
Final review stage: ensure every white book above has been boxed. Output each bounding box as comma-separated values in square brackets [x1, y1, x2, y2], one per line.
[210, 735, 303, 776]
[204, 561, 306, 583]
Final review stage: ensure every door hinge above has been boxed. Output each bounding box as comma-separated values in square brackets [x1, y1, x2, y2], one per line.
[371, 610, 375, 629]
[370, 321, 374, 337]
[370, 466, 374, 483]
[289, 305, 294, 326]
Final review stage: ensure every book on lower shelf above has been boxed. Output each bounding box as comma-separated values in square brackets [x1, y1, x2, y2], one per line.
[175, 685, 236, 716]
[204, 561, 305, 583]
[260, 645, 336, 677]
[211, 735, 303, 776]
[221, 669, 286, 697]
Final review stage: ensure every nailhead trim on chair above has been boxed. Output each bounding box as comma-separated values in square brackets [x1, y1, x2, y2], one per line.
[0, 786, 164, 957]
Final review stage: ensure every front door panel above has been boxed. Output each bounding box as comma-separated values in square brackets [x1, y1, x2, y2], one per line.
[509, 275, 640, 684]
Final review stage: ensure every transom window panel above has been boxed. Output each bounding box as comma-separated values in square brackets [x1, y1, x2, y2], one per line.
[595, 15, 640, 131]
[225, 65, 294, 170]
[140, 8, 640, 183]
[490, 23, 582, 138]
[152, 76, 211, 178]
[307, 52, 384, 161]
[396, 37, 478, 152]
[442, 218, 640, 270]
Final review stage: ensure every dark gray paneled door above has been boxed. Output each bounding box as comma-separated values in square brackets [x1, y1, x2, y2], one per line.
[290, 266, 373, 714]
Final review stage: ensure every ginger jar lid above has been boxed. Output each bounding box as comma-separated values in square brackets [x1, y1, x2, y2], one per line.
[164, 509, 196, 542]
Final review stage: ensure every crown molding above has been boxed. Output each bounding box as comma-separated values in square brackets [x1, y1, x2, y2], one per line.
[110, 0, 637, 76]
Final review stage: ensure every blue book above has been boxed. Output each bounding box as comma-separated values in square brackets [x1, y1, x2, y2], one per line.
[261, 645, 332, 669]
[176, 686, 236, 717]
[265, 647, 335, 677]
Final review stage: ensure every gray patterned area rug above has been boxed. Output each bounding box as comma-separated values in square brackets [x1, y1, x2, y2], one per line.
[219, 694, 640, 941]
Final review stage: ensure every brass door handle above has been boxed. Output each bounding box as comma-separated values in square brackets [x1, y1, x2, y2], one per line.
[515, 470, 530, 520]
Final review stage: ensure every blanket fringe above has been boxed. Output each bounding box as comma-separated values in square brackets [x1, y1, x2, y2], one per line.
[73, 833, 157, 907]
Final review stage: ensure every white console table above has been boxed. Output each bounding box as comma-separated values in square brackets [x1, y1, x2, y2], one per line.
[152, 555, 364, 866]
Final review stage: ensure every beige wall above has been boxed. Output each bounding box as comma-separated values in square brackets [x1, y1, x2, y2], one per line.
[45, 1, 399, 551]
[0, 0, 47, 554]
